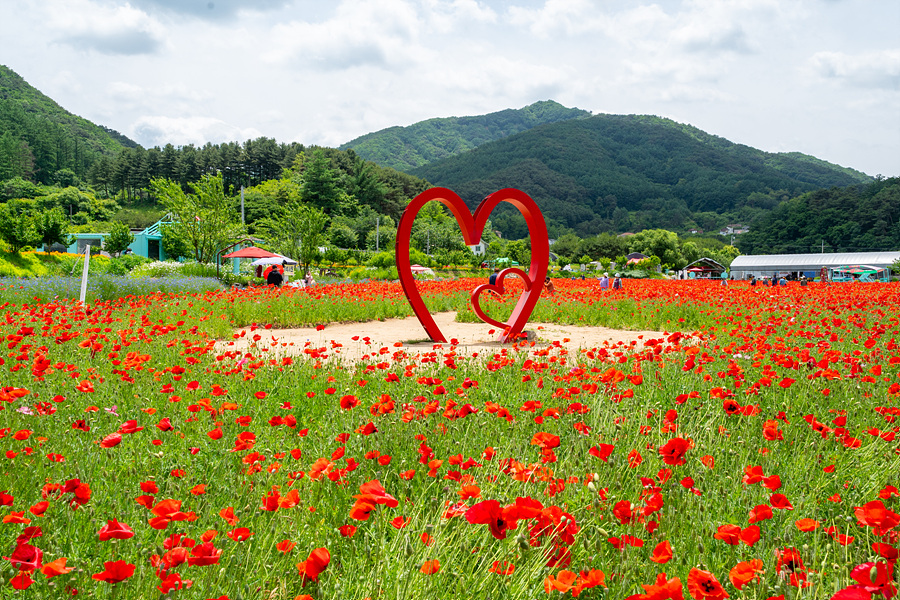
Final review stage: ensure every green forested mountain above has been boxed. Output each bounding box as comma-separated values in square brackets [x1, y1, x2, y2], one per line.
[339, 100, 591, 172]
[409, 114, 873, 238]
[0, 65, 137, 184]
[737, 177, 899, 254]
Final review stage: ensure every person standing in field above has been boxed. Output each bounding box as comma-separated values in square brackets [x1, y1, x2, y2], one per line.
[266, 262, 285, 287]
[599, 272, 610, 290]
[612, 274, 623, 290]
[489, 267, 499, 285]
[544, 276, 556, 296]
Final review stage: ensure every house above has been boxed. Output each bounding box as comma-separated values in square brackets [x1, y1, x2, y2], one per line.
[42, 215, 173, 260]
[719, 224, 749, 236]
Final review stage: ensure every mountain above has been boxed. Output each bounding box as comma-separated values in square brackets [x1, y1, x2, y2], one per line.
[339, 100, 591, 172]
[407, 113, 873, 238]
[737, 176, 900, 255]
[0, 64, 138, 184]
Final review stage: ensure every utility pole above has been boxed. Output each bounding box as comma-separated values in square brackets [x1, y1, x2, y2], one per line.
[821, 240, 824, 253]
[375, 217, 380, 252]
[240, 186, 245, 225]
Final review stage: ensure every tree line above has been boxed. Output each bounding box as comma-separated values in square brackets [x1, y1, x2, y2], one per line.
[737, 177, 900, 255]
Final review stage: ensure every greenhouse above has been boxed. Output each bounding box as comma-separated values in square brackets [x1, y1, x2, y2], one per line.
[730, 251, 900, 280]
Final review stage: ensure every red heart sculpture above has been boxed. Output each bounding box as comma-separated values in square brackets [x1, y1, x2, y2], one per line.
[470, 267, 532, 331]
[396, 187, 549, 343]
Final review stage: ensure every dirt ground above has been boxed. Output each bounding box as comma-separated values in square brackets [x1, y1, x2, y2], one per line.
[217, 311, 670, 363]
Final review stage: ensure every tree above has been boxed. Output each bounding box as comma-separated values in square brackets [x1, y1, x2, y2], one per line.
[161, 224, 191, 261]
[0, 202, 40, 252]
[255, 201, 327, 276]
[299, 149, 342, 215]
[104, 220, 134, 256]
[628, 229, 683, 268]
[328, 222, 358, 249]
[550, 233, 582, 262]
[36, 208, 70, 249]
[151, 173, 245, 264]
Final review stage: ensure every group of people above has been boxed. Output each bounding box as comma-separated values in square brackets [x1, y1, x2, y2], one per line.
[487, 268, 622, 297]
[598, 272, 624, 290]
[749, 274, 788, 287]
[264, 261, 316, 288]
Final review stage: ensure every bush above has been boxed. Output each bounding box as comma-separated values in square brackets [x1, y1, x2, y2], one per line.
[107, 254, 151, 276]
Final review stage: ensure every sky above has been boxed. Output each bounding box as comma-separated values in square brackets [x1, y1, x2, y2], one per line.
[2, 0, 898, 177]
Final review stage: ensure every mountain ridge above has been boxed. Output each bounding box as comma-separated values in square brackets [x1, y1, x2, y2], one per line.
[0, 64, 138, 183]
[340, 100, 591, 171]
[407, 112, 872, 238]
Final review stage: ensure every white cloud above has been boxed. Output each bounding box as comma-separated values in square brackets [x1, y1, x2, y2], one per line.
[262, 0, 422, 70]
[46, 0, 165, 55]
[128, 0, 290, 20]
[506, 0, 609, 38]
[131, 116, 264, 147]
[422, 0, 497, 32]
[809, 49, 900, 90]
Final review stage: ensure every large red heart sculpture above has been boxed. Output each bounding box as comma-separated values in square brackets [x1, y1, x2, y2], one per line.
[396, 187, 549, 343]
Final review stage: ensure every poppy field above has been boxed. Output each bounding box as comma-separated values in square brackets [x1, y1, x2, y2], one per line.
[1, 278, 898, 600]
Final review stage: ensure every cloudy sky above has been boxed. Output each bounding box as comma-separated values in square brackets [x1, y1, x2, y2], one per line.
[3, 0, 898, 176]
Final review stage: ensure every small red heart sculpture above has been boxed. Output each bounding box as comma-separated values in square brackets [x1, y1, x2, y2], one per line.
[470, 267, 532, 331]
[396, 187, 549, 343]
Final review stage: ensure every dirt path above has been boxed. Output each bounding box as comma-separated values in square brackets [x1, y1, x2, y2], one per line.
[217, 312, 671, 363]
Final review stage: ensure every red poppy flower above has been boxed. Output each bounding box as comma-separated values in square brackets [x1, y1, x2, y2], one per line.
[465, 499, 519, 540]
[100, 432, 123, 448]
[187, 542, 221, 566]
[339, 395, 359, 410]
[659, 437, 691, 466]
[9, 572, 33, 590]
[795, 518, 820, 532]
[41, 557, 74, 578]
[729, 559, 764, 590]
[770, 493, 794, 510]
[4, 543, 43, 571]
[639, 572, 683, 600]
[420, 559, 440, 574]
[650, 540, 673, 564]
[854, 500, 900, 535]
[544, 570, 577, 594]
[92, 560, 136, 583]
[276, 539, 296, 553]
[297, 547, 330, 585]
[748, 504, 773, 523]
[713, 524, 741, 545]
[98, 519, 135, 540]
[687, 567, 729, 600]
[739, 525, 760, 547]
[227, 527, 253, 541]
[530, 432, 560, 449]
[589, 443, 615, 461]
[489, 560, 515, 575]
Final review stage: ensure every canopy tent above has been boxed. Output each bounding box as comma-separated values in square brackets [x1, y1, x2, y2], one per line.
[730, 251, 900, 280]
[221, 246, 279, 259]
[830, 265, 889, 283]
[683, 258, 727, 278]
[410, 264, 435, 276]
[250, 255, 298, 266]
[493, 257, 520, 266]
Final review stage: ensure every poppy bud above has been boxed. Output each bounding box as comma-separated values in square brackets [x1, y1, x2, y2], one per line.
[424, 524, 434, 534]
[869, 566, 879, 584]
[587, 482, 597, 493]
[516, 533, 530, 551]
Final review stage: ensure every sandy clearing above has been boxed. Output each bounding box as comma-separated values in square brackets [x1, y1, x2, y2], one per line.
[216, 312, 672, 364]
